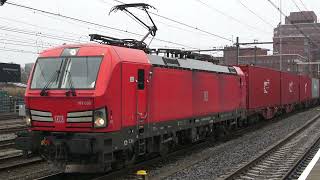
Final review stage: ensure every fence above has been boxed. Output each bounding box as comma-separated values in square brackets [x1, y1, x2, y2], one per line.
[0, 90, 24, 113]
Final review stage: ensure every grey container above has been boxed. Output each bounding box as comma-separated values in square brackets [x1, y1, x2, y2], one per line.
[312, 78, 319, 99]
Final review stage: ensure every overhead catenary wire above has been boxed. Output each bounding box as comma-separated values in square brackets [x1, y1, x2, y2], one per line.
[0, 16, 198, 53]
[0, 41, 51, 48]
[298, 0, 309, 11]
[0, 33, 56, 46]
[194, 0, 272, 34]
[0, 25, 88, 44]
[266, 0, 319, 47]
[0, 16, 87, 39]
[290, 0, 320, 33]
[0, 47, 38, 54]
[238, 0, 274, 27]
[100, 0, 225, 41]
[3, 1, 197, 49]
[112, 0, 233, 42]
[38, 10, 197, 48]
[4, 2, 139, 36]
[0, 37, 55, 47]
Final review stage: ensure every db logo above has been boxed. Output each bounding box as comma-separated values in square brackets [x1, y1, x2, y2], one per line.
[54, 115, 64, 123]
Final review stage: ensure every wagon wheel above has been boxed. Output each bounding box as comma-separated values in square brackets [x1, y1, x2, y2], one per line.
[22, 150, 29, 158]
[215, 125, 228, 139]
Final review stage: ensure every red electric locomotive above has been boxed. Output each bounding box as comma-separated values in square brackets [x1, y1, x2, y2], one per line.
[14, 3, 319, 173]
[15, 4, 249, 172]
[15, 40, 247, 172]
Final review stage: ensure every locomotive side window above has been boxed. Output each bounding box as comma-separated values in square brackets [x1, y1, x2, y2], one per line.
[138, 69, 145, 90]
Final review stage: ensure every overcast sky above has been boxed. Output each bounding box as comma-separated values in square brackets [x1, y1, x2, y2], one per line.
[0, 0, 320, 65]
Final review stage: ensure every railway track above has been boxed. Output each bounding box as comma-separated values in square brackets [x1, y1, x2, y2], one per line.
[220, 112, 320, 180]
[34, 172, 65, 180]
[0, 124, 26, 135]
[0, 113, 20, 121]
[284, 137, 320, 179]
[0, 138, 15, 149]
[0, 117, 25, 135]
[0, 126, 27, 135]
[0, 154, 43, 172]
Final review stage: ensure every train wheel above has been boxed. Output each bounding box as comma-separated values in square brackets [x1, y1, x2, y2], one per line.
[159, 142, 169, 157]
[215, 125, 228, 140]
[237, 118, 245, 128]
[111, 151, 126, 170]
[125, 147, 136, 165]
[111, 160, 125, 170]
[22, 150, 29, 158]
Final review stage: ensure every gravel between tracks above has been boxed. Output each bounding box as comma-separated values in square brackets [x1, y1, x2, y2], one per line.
[146, 107, 320, 180]
[0, 161, 59, 180]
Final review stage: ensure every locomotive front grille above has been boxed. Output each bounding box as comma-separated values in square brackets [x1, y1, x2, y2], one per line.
[67, 111, 93, 123]
[30, 110, 53, 122]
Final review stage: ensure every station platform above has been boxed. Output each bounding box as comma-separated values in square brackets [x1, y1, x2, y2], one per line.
[299, 148, 320, 180]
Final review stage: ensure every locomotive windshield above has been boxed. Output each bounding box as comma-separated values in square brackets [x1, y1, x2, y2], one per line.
[31, 56, 102, 89]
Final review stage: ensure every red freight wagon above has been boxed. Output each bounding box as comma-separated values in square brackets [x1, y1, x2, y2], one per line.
[191, 71, 243, 117]
[239, 65, 281, 119]
[280, 72, 300, 105]
[299, 75, 312, 104]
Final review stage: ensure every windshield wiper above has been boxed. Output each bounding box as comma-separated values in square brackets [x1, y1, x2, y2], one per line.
[40, 60, 64, 96]
[40, 70, 60, 96]
[65, 70, 76, 97]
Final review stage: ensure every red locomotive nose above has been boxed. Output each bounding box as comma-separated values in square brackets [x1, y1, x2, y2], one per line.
[28, 96, 96, 131]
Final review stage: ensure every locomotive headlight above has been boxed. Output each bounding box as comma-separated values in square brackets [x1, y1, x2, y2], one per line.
[26, 117, 31, 126]
[25, 109, 32, 127]
[93, 108, 107, 128]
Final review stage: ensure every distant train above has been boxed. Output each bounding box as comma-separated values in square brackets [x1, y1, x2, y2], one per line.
[15, 42, 319, 173]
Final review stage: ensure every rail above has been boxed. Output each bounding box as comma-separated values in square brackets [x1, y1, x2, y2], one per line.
[221, 112, 320, 180]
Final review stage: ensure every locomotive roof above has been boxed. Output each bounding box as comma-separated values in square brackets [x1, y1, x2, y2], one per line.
[39, 43, 237, 75]
[147, 55, 236, 74]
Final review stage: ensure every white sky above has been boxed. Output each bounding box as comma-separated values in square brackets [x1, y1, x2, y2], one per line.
[0, 0, 319, 65]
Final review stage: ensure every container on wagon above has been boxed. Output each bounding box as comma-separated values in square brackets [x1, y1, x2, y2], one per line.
[238, 65, 281, 110]
[280, 72, 300, 105]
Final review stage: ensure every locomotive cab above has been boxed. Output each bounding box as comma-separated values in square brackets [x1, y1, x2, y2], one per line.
[25, 46, 113, 132]
[28, 56, 104, 128]
[15, 44, 133, 172]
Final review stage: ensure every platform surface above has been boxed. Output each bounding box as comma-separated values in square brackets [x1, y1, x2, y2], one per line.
[299, 147, 320, 180]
